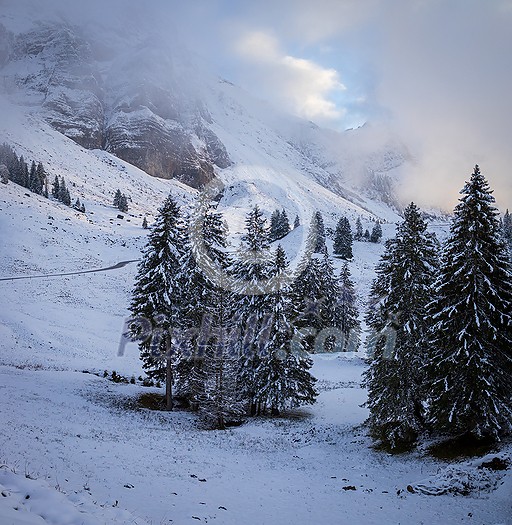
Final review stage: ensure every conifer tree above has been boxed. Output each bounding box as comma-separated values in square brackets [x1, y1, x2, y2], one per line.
[337, 263, 361, 351]
[333, 216, 353, 259]
[129, 193, 186, 410]
[118, 193, 129, 213]
[363, 202, 439, 449]
[51, 175, 60, 198]
[289, 243, 341, 353]
[363, 229, 370, 242]
[294, 214, 300, 229]
[312, 211, 326, 253]
[255, 245, 317, 414]
[424, 166, 512, 440]
[502, 209, 512, 249]
[0, 164, 9, 184]
[142, 216, 148, 229]
[113, 189, 122, 208]
[354, 217, 363, 241]
[370, 222, 382, 243]
[231, 205, 273, 415]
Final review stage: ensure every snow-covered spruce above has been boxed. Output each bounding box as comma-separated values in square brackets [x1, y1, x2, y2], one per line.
[333, 216, 353, 259]
[363, 202, 439, 449]
[424, 166, 512, 440]
[129, 192, 187, 410]
[231, 205, 274, 415]
[253, 245, 317, 415]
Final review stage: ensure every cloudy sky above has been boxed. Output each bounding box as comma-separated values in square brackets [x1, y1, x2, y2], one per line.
[7, 0, 512, 209]
[167, 0, 512, 209]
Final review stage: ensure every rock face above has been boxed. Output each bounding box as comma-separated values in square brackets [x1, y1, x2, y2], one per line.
[0, 21, 228, 188]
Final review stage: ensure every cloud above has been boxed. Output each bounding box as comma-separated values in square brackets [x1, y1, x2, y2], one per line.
[369, 0, 512, 209]
[233, 30, 346, 123]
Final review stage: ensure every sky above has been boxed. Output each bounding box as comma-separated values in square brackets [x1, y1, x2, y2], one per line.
[168, 0, 512, 210]
[3, 0, 512, 209]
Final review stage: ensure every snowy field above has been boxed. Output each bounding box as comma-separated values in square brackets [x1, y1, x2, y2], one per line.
[0, 97, 510, 524]
[1, 184, 511, 525]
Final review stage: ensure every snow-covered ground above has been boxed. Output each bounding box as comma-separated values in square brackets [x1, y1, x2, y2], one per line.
[1, 97, 510, 524]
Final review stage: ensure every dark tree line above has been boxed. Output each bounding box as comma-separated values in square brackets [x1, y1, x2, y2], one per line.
[0, 143, 84, 211]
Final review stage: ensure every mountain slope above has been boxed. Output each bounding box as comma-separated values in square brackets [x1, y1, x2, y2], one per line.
[0, 1, 409, 212]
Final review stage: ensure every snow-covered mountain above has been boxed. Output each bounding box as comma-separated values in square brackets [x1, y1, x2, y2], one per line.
[0, 0, 410, 218]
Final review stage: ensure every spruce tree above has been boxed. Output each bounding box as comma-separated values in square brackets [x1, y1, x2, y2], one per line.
[337, 262, 361, 351]
[355, 217, 363, 241]
[142, 216, 148, 229]
[333, 217, 353, 259]
[289, 244, 341, 353]
[0, 164, 9, 184]
[51, 175, 60, 198]
[269, 209, 281, 242]
[118, 193, 129, 213]
[129, 193, 186, 410]
[312, 211, 326, 253]
[370, 222, 383, 243]
[363, 202, 439, 449]
[231, 205, 273, 415]
[113, 189, 122, 208]
[424, 166, 512, 440]
[279, 209, 290, 238]
[502, 209, 512, 249]
[255, 245, 317, 414]
[294, 214, 300, 229]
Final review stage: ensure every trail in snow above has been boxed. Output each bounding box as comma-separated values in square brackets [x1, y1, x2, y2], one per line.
[0, 260, 140, 281]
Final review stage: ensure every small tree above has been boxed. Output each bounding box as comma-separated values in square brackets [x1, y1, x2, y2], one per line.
[354, 217, 363, 241]
[337, 263, 361, 351]
[333, 217, 353, 259]
[142, 216, 148, 229]
[294, 214, 300, 229]
[0, 164, 9, 184]
[370, 222, 382, 243]
[118, 193, 129, 213]
[113, 189, 122, 208]
[312, 211, 326, 253]
[51, 175, 60, 198]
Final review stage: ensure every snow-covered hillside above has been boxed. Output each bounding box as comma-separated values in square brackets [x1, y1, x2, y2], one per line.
[0, 93, 509, 524]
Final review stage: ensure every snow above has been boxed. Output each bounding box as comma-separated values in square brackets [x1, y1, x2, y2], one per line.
[0, 81, 510, 525]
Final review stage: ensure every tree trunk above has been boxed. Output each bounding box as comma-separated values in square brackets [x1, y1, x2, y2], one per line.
[165, 337, 173, 411]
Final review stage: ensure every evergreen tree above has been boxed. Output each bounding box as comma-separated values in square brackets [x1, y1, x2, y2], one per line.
[128, 193, 187, 410]
[333, 217, 353, 259]
[312, 211, 326, 253]
[279, 209, 290, 238]
[363, 202, 439, 449]
[294, 214, 300, 229]
[231, 205, 273, 415]
[254, 245, 317, 414]
[269, 209, 281, 242]
[51, 175, 60, 198]
[363, 229, 370, 242]
[370, 222, 383, 243]
[354, 217, 363, 241]
[0, 164, 9, 184]
[502, 209, 512, 249]
[142, 216, 148, 229]
[337, 263, 361, 351]
[73, 198, 82, 211]
[424, 166, 512, 440]
[118, 193, 129, 213]
[113, 189, 122, 208]
[289, 243, 341, 353]
[28, 161, 37, 192]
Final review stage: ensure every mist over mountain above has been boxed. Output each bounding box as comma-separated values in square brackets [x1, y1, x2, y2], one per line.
[0, 0, 411, 213]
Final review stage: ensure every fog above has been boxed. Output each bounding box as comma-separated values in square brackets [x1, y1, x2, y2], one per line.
[2, 0, 511, 210]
